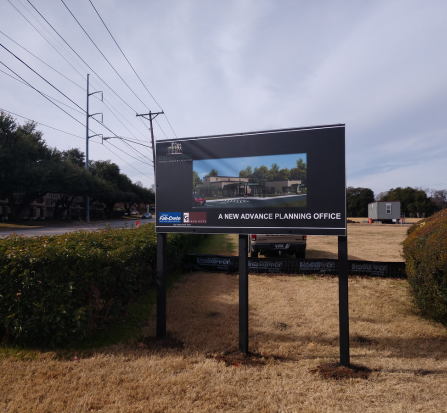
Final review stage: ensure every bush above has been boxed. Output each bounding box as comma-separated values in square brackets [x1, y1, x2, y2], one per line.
[403, 209, 447, 326]
[0, 224, 205, 346]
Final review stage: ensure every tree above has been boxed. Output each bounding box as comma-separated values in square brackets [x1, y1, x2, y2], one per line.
[89, 160, 126, 218]
[269, 163, 280, 181]
[193, 170, 202, 186]
[346, 187, 374, 217]
[250, 165, 269, 191]
[61, 148, 85, 168]
[0, 112, 58, 221]
[51, 150, 105, 219]
[430, 189, 447, 211]
[239, 166, 253, 178]
[209, 168, 218, 176]
[278, 168, 290, 180]
[289, 158, 307, 182]
[379, 187, 437, 218]
[89, 160, 154, 218]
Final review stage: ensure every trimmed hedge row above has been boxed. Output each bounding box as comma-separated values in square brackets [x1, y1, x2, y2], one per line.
[403, 209, 447, 327]
[0, 224, 205, 346]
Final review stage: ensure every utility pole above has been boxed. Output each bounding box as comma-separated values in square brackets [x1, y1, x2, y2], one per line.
[85, 74, 103, 222]
[136, 111, 164, 175]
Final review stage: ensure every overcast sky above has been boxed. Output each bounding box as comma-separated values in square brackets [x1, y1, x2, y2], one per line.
[1, 0, 446, 195]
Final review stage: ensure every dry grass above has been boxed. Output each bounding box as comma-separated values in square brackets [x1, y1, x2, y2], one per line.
[2, 272, 447, 412]
[306, 221, 416, 261]
[4, 218, 445, 412]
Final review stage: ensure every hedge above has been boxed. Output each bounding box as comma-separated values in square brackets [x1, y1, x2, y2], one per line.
[403, 209, 447, 326]
[0, 224, 205, 346]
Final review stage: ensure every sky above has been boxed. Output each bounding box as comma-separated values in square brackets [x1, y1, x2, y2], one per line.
[194, 153, 306, 178]
[1, 0, 446, 196]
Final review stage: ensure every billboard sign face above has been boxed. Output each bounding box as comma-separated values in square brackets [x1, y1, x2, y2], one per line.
[156, 124, 346, 236]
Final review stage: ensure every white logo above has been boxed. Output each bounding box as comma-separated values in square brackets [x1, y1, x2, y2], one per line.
[183, 212, 190, 223]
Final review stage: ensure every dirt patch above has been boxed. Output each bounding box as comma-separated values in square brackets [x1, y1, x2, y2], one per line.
[206, 351, 277, 367]
[311, 362, 372, 380]
[273, 321, 289, 331]
[140, 336, 184, 351]
[352, 334, 374, 345]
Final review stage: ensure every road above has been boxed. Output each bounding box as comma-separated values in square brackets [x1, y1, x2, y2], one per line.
[0, 218, 155, 238]
[197, 194, 307, 208]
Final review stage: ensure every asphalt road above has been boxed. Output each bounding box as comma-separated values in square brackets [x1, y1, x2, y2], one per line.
[0, 218, 155, 238]
[197, 194, 307, 208]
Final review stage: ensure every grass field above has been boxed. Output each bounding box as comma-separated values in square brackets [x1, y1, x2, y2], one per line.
[2, 219, 447, 412]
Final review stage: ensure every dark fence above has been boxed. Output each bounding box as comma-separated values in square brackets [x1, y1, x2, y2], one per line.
[184, 254, 406, 279]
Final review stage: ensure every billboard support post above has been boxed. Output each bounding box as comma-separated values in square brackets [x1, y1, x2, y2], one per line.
[338, 235, 350, 366]
[156, 233, 167, 338]
[239, 235, 249, 354]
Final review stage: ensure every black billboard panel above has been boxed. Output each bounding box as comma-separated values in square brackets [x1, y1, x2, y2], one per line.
[156, 124, 346, 236]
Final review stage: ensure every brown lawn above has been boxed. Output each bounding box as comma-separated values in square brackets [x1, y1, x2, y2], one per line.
[2, 220, 447, 412]
[306, 221, 412, 261]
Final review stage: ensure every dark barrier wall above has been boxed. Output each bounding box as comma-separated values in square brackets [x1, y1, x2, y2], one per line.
[185, 254, 406, 279]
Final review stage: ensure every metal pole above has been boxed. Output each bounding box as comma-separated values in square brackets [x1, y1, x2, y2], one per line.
[156, 232, 167, 337]
[85, 74, 90, 222]
[239, 234, 249, 354]
[338, 235, 350, 366]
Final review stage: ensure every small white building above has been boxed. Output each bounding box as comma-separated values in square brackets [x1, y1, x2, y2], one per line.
[368, 201, 401, 222]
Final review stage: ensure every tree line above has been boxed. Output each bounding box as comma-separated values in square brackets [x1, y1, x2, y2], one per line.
[347, 186, 447, 217]
[0, 112, 154, 221]
[193, 159, 307, 188]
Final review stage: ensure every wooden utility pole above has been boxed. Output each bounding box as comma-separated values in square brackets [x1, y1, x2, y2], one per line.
[136, 111, 164, 175]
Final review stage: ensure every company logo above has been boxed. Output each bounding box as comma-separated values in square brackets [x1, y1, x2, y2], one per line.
[167, 142, 182, 155]
[159, 212, 182, 223]
[183, 212, 207, 224]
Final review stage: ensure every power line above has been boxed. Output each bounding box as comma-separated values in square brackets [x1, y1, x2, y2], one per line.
[0, 68, 84, 115]
[8, 0, 87, 82]
[102, 141, 154, 180]
[0, 60, 87, 129]
[1, 42, 86, 113]
[60, 0, 150, 112]
[26, 0, 143, 117]
[88, 0, 161, 111]
[0, 107, 89, 140]
[105, 140, 152, 166]
[1, 43, 143, 154]
[0, 29, 85, 91]
[88, 0, 179, 139]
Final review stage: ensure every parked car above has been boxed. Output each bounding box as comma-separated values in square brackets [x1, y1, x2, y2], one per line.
[193, 194, 206, 206]
[142, 213, 152, 219]
[131, 211, 139, 215]
[249, 234, 307, 258]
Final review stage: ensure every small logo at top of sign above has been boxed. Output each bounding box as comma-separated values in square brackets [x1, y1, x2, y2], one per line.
[183, 212, 206, 224]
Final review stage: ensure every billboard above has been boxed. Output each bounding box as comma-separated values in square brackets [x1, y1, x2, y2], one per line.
[155, 124, 346, 235]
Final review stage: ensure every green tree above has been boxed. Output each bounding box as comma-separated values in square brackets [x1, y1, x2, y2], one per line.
[51, 150, 105, 219]
[379, 187, 436, 217]
[193, 170, 202, 186]
[209, 168, 218, 176]
[346, 187, 375, 217]
[278, 168, 290, 180]
[250, 165, 269, 191]
[0, 112, 58, 221]
[61, 148, 85, 167]
[89, 160, 126, 218]
[290, 158, 307, 182]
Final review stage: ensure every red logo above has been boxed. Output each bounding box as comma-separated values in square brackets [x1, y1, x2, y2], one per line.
[183, 212, 207, 224]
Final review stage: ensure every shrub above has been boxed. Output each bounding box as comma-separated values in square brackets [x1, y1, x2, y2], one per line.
[0, 224, 205, 346]
[403, 209, 447, 326]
